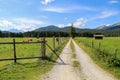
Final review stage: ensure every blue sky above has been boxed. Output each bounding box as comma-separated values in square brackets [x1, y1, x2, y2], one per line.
[0, 0, 120, 31]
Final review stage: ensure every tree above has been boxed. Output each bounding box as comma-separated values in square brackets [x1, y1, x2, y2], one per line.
[0, 31, 2, 37]
[69, 23, 76, 38]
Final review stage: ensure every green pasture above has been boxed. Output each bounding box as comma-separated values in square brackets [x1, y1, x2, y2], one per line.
[75, 37, 120, 78]
[75, 37, 120, 58]
[0, 37, 68, 80]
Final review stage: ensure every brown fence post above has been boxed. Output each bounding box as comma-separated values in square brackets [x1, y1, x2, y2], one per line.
[114, 48, 117, 58]
[13, 39, 17, 63]
[92, 40, 94, 48]
[98, 42, 101, 49]
[58, 37, 60, 46]
[53, 36, 55, 50]
[41, 38, 46, 59]
[56, 37, 59, 46]
[61, 37, 63, 44]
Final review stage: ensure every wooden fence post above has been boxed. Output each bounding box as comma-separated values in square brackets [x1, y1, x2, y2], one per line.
[114, 48, 117, 58]
[98, 42, 101, 49]
[53, 36, 55, 50]
[13, 39, 17, 63]
[56, 37, 59, 46]
[59, 37, 61, 46]
[92, 40, 94, 48]
[41, 38, 46, 59]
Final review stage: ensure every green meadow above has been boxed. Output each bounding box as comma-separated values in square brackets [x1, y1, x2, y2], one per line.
[0, 37, 68, 80]
[75, 37, 120, 58]
[75, 37, 120, 78]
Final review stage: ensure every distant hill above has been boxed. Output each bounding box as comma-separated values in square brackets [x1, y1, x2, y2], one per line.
[34, 25, 60, 32]
[97, 22, 120, 30]
[33, 25, 96, 33]
[1, 21, 120, 33]
[8, 29, 23, 33]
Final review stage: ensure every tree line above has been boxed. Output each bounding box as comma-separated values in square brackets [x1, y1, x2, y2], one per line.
[0, 29, 120, 38]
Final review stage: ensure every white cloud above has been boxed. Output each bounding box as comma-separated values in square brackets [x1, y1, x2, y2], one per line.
[14, 24, 36, 32]
[98, 11, 118, 19]
[14, 18, 44, 25]
[42, 7, 69, 13]
[90, 10, 119, 20]
[58, 24, 65, 28]
[58, 23, 71, 28]
[73, 18, 87, 27]
[109, 0, 119, 4]
[41, 0, 55, 5]
[41, 6, 95, 13]
[58, 18, 87, 28]
[0, 20, 13, 27]
[0, 19, 43, 31]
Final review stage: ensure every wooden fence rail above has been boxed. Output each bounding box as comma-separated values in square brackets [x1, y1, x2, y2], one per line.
[81, 40, 119, 58]
[0, 38, 47, 63]
[0, 37, 68, 63]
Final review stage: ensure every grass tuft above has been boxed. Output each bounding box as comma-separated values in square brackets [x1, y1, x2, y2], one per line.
[73, 60, 80, 67]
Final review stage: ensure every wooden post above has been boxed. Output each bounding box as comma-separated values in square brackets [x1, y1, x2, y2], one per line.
[53, 36, 55, 50]
[92, 40, 94, 48]
[56, 37, 59, 46]
[41, 38, 46, 59]
[114, 48, 117, 58]
[59, 37, 61, 46]
[61, 37, 63, 44]
[13, 39, 17, 63]
[59, 33, 61, 45]
[98, 42, 101, 49]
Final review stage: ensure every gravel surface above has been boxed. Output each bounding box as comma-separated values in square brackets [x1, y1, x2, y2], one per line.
[41, 40, 82, 80]
[72, 39, 117, 80]
[41, 39, 117, 80]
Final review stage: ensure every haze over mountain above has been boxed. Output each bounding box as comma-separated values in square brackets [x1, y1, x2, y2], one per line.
[1, 21, 120, 33]
[97, 22, 120, 30]
[33, 25, 96, 33]
[33, 22, 120, 33]
[8, 29, 23, 33]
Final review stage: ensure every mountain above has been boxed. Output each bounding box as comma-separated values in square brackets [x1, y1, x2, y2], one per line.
[34, 25, 60, 32]
[8, 29, 23, 33]
[97, 25, 110, 30]
[97, 22, 120, 30]
[34, 25, 72, 32]
[33, 25, 97, 33]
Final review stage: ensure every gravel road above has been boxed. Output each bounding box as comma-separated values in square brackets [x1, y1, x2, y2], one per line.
[41, 40, 82, 80]
[41, 39, 117, 80]
[72, 39, 117, 80]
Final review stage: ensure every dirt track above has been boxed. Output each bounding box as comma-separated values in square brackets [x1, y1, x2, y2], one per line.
[72, 39, 117, 80]
[41, 39, 117, 80]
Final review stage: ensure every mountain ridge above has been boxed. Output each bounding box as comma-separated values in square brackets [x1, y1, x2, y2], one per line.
[1, 22, 120, 33]
[97, 22, 120, 30]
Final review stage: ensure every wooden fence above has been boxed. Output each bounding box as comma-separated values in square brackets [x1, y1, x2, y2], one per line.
[79, 38, 120, 66]
[0, 37, 68, 63]
[91, 41, 118, 57]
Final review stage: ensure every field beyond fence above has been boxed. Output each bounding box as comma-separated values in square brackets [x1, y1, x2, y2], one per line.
[0, 37, 69, 80]
[75, 37, 120, 66]
[0, 37, 68, 66]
